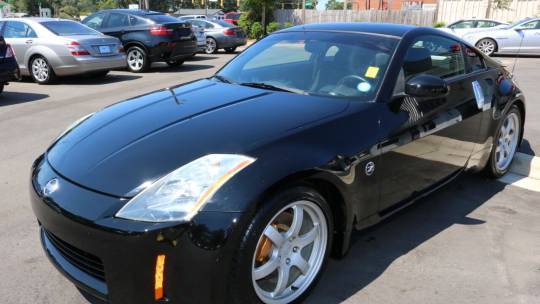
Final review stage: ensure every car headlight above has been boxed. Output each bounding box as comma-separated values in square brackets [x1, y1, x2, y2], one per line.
[116, 154, 256, 222]
[53, 112, 94, 143]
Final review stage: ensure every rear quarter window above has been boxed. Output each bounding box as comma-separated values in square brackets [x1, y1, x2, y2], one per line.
[145, 14, 180, 24]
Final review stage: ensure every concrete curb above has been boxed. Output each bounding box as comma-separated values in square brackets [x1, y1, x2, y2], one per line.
[498, 152, 540, 192]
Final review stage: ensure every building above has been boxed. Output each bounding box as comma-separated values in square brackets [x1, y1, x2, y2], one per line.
[350, 0, 437, 11]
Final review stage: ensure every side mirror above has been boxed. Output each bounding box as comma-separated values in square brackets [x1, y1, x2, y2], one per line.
[405, 74, 449, 98]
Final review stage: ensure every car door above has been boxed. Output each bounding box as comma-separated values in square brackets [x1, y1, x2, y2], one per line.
[376, 34, 483, 215]
[2, 21, 37, 70]
[517, 20, 540, 53]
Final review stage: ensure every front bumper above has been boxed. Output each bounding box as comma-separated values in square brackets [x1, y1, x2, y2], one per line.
[0, 59, 18, 84]
[54, 54, 127, 76]
[31, 156, 243, 304]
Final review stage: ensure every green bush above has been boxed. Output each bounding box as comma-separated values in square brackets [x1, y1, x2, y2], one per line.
[433, 21, 446, 28]
[267, 22, 281, 33]
[238, 14, 253, 38]
[250, 22, 264, 39]
[283, 22, 294, 29]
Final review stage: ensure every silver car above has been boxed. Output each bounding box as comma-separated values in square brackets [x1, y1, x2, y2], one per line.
[185, 19, 247, 54]
[438, 19, 507, 38]
[463, 17, 540, 56]
[0, 18, 126, 84]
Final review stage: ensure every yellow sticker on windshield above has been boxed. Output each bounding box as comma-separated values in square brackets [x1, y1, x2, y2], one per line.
[365, 66, 380, 78]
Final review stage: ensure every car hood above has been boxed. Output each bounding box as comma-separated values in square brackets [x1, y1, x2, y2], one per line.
[47, 79, 349, 197]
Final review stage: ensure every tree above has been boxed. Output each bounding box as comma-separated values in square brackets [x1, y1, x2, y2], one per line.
[325, 0, 349, 10]
[240, 0, 277, 33]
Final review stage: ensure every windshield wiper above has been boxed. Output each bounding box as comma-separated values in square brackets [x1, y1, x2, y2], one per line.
[212, 75, 234, 84]
[239, 82, 306, 94]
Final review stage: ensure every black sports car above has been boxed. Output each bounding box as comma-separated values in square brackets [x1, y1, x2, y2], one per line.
[30, 23, 525, 304]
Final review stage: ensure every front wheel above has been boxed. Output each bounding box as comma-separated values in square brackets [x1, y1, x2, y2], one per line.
[228, 186, 332, 304]
[476, 38, 497, 56]
[31, 56, 56, 84]
[486, 105, 522, 177]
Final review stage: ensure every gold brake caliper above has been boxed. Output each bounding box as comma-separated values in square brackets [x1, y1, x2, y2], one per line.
[256, 223, 289, 263]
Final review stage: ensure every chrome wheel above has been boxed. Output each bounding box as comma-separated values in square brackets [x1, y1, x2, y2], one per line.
[205, 38, 217, 54]
[495, 112, 520, 171]
[252, 200, 327, 304]
[476, 39, 496, 56]
[32, 58, 49, 82]
[127, 48, 145, 71]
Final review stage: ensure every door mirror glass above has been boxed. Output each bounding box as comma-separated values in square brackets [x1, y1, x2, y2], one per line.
[405, 74, 449, 98]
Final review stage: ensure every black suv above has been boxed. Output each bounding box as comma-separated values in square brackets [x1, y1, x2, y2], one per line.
[83, 9, 197, 72]
[0, 36, 18, 96]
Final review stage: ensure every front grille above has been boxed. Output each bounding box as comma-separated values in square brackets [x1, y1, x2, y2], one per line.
[44, 229, 106, 282]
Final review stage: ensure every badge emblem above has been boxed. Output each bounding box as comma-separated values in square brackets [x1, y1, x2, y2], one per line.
[43, 178, 59, 196]
[365, 161, 375, 176]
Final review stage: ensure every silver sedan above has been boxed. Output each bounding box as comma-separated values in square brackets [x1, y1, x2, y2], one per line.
[0, 18, 126, 84]
[185, 19, 247, 54]
[463, 17, 540, 56]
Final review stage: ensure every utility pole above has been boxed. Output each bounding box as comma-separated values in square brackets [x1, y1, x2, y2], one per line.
[343, 0, 347, 11]
[302, 0, 306, 24]
[205, 0, 208, 17]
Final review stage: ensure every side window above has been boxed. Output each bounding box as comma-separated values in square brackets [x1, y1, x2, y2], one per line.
[451, 21, 474, 29]
[464, 45, 485, 72]
[403, 35, 465, 79]
[204, 22, 214, 29]
[520, 20, 540, 29]
[4, 21, 36, 38]
[106, 13, 130, 28]
[84, 14, 105, 29]
[477, 21, 495, 28]
[129, 15, 144, 26]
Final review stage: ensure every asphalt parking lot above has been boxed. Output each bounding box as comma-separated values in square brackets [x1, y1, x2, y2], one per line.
[0, 51, 539, 304]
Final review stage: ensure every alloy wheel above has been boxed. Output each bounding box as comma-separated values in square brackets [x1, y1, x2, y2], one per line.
[32, 58, 49, 82]
[495, 112, 520, 171]
[206, 38, 217, 54]
[476, 39, 496, 56]
[252, 200, 327, 304]
[127, 49, 145, 71]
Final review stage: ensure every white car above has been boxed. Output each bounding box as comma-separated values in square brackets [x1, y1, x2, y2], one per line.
[438, 19, 507, 38]
[462, 17, 540, 56]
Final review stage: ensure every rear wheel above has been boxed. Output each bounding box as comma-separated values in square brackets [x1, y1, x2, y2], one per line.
[205, 37, 218, 54]
[126, 46, 149, 73]
[486, 105, 522, 177]
[166, 60, 184, 67]
[0, 84, 4, 95]
[225, 47, 237, 53]
[31, 56, 56, 84]
[476, 38, 497, 56]
[228, 186, 332, 304]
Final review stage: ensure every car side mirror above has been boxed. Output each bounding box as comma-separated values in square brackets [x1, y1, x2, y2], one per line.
[405, 74, 449, 98]
[514, 26, 526, 32]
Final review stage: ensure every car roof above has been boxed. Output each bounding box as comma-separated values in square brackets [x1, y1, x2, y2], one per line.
[99, 9, 164, 16]
[283, 22, 418, 38]
[0, 17, 74, 23]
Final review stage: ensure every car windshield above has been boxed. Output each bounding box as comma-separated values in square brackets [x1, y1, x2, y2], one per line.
[216, 31, 398, 100]
[41, 21, 98, 36]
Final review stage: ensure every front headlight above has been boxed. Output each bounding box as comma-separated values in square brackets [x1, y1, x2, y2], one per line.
[116, 154, 256, 222]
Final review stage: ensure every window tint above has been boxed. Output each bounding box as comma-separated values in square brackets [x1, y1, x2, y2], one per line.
[3, 21, 37, 38]
[477, 20, 497, 28]
[520, 20, 540, 29]
[106, 13, 130, 28]
[84, 13, 105, 29]
[129, 15, 145, 26]
[145, 14, 179, 23]
[203, 21, 215, 29]
[451, 21, 475, 29]
[41, 21, 97, 36]
[403, 35, 465, 79]
[464, 45, 485, 72]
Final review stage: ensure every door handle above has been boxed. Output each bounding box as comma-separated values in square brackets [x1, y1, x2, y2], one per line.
[25, 40, 33, 44]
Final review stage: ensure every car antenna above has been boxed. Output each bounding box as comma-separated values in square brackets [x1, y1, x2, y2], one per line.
[166, 87, 181, 104]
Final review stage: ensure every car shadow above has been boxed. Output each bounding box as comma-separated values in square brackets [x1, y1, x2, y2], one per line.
[189, 55, 218, 61]
[0, 91, 48, 106]
[56, 74, 142, 86]
[518, 138, 536, 156]
[307, 173, 506, 303]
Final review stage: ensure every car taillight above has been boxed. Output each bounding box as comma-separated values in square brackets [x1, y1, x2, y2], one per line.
[223, 28, 235, 36]
[5, 44, 14, 58]
[118, 46, 125, 53]
[67, 41, 90, 56]
[150, 26, 173, 36]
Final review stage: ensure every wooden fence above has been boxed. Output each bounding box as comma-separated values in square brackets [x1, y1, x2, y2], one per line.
[274, 9, 438, 26]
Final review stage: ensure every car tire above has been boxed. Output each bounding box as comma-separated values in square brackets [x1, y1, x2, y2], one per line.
[126, 46, 149, 73]
[225, 47, 237, 53]
[166, 60, 184, 67]
[227, 186, 333, 304]
[0, 84, 3, 95]
[476, 38, 497, 56]
[486, 105, 522, 178]
[30, 56, 56, 84]
[205, 37, 218, 54]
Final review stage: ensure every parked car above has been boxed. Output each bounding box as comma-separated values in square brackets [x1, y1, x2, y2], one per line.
[438, 18, 507, 38]
[83, 9, 198, 72]
[184, 19, 246, 54]
[178, 15, 207, 21]
[30, 23, 525, 304]
[0, 36, 18, 95]
[463, 17, 540, 56]
[0, 18, 125, 84]
[224, 12, 242, 25]
[190, 24, 207, 54]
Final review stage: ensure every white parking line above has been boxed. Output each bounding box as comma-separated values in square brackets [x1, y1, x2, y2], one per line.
[498, 152, 540, 192]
